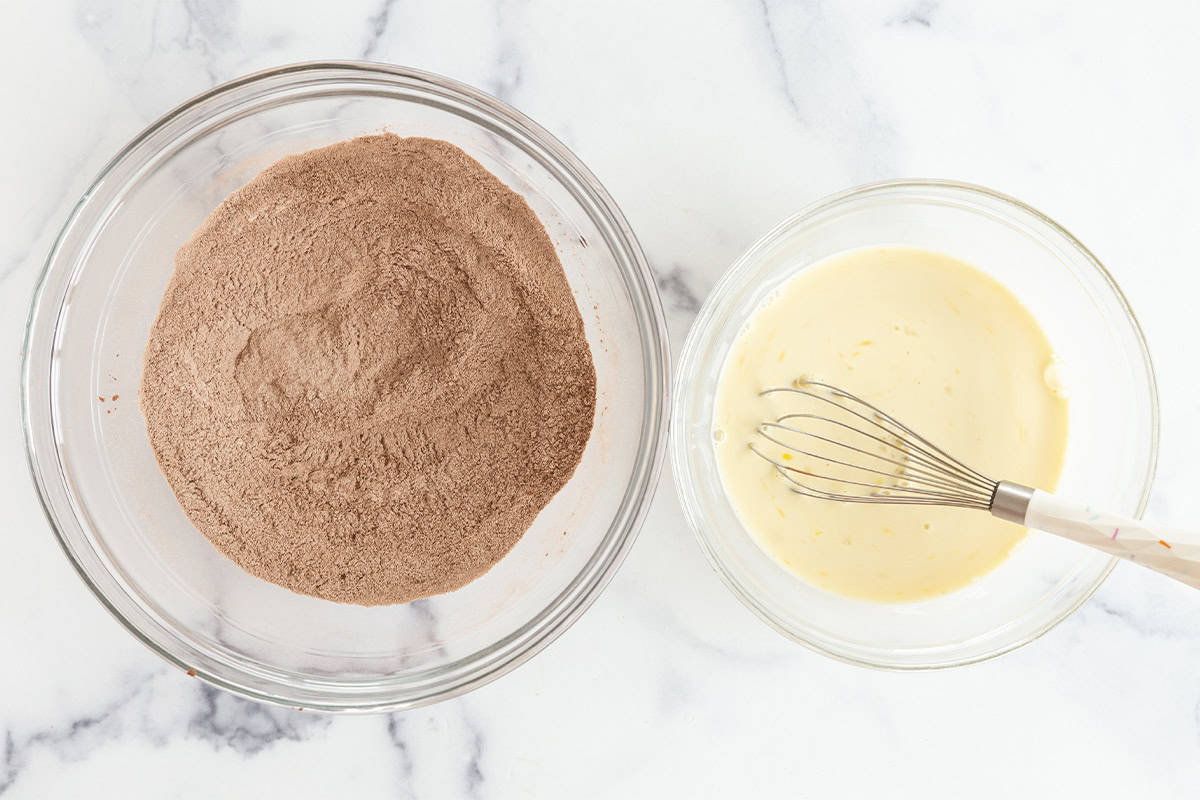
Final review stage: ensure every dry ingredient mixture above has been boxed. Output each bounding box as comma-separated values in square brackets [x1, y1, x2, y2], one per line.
[141, 135, 596, 605]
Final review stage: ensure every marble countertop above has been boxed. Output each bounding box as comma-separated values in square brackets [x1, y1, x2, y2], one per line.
[4, 1, 1200, 797]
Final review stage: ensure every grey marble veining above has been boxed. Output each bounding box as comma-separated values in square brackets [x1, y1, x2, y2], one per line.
[186, 685, 331, 756]
[4, 1, 1200, 797]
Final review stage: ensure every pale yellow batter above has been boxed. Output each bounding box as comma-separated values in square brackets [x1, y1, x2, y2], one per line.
[714, 246, 1068, 602]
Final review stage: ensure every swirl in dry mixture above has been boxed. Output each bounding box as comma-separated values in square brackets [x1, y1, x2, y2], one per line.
[140, 134, 596, 605]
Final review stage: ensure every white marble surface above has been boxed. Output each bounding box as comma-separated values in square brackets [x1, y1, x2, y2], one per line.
[4, 1, 1200, 797]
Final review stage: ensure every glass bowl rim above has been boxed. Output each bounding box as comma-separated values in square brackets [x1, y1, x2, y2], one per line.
[21, 60, 671, 711]
[670, 178, 1160, 670]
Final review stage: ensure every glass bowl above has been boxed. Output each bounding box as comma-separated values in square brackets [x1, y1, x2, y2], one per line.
[22, 62, 669, 710]
[672, 180, 1158, 669]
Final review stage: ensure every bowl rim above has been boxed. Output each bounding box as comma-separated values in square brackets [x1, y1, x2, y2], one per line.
[670, 177, 1160, 670]
[21, 60, 671, 711]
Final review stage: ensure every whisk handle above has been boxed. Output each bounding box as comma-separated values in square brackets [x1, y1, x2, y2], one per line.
[1010, 486, 1200, 590]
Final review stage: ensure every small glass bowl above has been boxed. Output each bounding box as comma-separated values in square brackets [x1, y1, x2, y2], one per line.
[22, 62, 669, 710]
[672, 180, 1158, 669]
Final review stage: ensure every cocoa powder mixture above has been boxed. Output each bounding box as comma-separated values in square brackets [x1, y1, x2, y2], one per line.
[140, 135, 596, 605]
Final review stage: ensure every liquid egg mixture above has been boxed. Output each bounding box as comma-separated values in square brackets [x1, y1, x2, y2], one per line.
[713, 246, 1068, 602]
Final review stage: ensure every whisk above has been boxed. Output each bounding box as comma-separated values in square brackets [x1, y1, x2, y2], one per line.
[751, 380, 1200, 589]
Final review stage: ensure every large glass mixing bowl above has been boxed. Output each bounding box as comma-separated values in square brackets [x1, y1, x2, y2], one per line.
[672, 180, 1158, 669]
[22, 62, 669, 710]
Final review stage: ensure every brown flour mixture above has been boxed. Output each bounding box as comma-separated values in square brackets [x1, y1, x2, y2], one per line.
[141, 135, 596, 605]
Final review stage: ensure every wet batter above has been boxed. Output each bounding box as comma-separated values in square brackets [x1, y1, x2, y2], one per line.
[714, 246, 1068, 602]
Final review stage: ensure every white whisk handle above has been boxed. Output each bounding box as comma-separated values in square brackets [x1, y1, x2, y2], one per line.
[1018, 488, 1200, 590]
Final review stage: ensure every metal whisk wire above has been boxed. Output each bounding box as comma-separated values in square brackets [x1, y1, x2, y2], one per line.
[749, 381, 999, 510]
[739, 381, 1200, 592]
